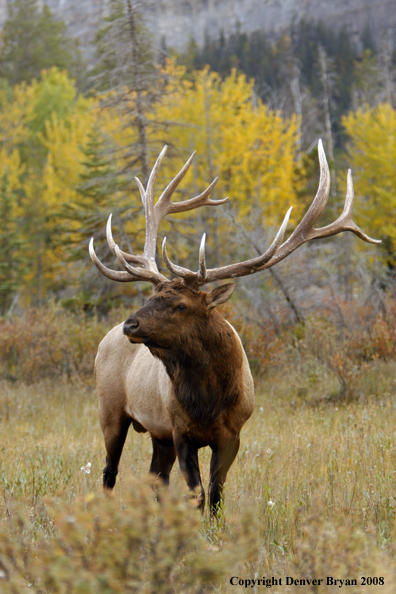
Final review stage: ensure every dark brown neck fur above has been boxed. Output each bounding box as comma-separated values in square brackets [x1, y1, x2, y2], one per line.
[148, 311, 243, 423]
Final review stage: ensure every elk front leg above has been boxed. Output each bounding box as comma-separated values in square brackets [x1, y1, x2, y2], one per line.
[209, 436, 240, 516]
[174, 434, 205, 512]
[101, 414, 132, 489]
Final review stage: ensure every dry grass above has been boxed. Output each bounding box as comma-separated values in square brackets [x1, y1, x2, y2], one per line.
[1, 352, 396, 590]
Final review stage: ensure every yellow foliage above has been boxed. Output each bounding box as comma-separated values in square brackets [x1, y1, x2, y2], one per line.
[40, 109, 96, 209]
[0, 147, 24, 190]
[342, 103, 396, 252]
[155, 62, 300, 225]
[0, 61, 300, 304]
[0, 82, 35, 149]
[0, 69, 101, 302]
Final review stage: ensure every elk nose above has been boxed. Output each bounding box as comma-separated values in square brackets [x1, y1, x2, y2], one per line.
[123, 317, 139, 336]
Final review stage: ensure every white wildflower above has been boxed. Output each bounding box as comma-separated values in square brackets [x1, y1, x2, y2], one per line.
[80, 462, 91, 474]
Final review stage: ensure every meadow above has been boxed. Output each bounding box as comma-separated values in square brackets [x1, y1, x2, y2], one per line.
[1, 304, 396, 592]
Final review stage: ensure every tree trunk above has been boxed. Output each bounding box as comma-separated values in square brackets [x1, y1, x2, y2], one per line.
[126, 0, 150, 185]
[290, 66, 302, 162]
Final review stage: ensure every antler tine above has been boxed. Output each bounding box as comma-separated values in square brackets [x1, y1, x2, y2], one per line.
[162, 237, 198, 283]
[257, 141, 380, 269]
[160, 177, 229, 217]
[161, 232, 208, 286]
[89, 238, 140, 282]
[90, 231, 166, 285]
[140, 145, 168, 264]
[106, 214, 147, 266]
[134, 176, 146, 207]
[198, 233, 207, 281]
[145, 145, 168, 210]
[155, 151, 228, 221]
[115, 245, 167, 284]
[273, 139, 331, 253]
[154, 151, 197, 218]
[303, 168, 381, 244]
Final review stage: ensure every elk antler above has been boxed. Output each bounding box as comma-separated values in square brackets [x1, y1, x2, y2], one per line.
[162, 139, 380, 288]
[89, 146, 228, 284]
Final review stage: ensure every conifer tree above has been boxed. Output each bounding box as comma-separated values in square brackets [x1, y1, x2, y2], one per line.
[0, 0, 83, 87]
[58, 128, 141, 310]
[62, 127, 122, 262]
[90, 0, 164, 185]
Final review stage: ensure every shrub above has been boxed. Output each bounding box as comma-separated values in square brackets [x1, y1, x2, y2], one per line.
[1, 295, 396, 393]
[0, 478, 256, 593]
[0, 304, 121, 383]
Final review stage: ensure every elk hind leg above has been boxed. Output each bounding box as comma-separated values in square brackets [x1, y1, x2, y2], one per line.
[149, 436, 176, 486]
[102, 414, 132, 489]
[209, 436, 240, 516]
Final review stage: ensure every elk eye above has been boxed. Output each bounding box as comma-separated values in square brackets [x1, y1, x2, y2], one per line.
[175, 304, 187, 312]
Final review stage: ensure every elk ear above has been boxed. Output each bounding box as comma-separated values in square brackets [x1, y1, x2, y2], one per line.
[206, 283, 236, 310]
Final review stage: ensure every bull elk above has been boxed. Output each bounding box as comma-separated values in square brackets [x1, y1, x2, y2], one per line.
[89, 141, 379, 514]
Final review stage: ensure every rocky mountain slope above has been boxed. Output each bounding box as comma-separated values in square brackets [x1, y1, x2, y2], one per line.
[1, 0, 395, 54]
[148, 0, 396, 51]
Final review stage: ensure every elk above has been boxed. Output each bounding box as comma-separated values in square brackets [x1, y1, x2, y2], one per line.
[89, 141, 379, 514]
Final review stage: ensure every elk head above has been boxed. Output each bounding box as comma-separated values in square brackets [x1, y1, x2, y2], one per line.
[122, 279, 236, 355]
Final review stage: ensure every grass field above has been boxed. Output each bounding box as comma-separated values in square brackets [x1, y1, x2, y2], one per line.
[1, 349, 396, 592]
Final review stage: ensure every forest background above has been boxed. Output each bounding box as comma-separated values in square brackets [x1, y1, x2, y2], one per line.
[0, 0, 395, 321]
[1, 1, 396, 591]
[0, 0, 395, 387]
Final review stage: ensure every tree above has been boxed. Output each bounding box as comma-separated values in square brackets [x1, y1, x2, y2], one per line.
[154, 64, 299, 269]
[0, 68, 96, 305]
[352, 49, 383, 109]
[342, 103, 396, 270]
[59, 128, 133, 310]
[156, 65, 299, 220]
[0, 54, 300, 307]
[0, 156, 27, 314]
[178, 20, 376, 152]
[379, 34, 395, 107]
[0, 0, 83, 87]
[91, 0, 162, 186]
[318, 45, 335, 165]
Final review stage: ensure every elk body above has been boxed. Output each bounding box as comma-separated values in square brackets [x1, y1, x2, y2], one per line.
[90, 142, 379, 514]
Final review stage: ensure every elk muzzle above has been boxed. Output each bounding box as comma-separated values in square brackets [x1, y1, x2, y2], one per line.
[123, 315, 148, 343]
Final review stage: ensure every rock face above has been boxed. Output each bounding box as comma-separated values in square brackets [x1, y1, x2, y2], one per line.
[146, 0, 396, 51]
[41, 0, 108, 49]
[1, 0, 395, 54]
